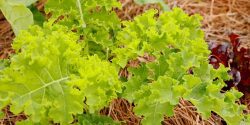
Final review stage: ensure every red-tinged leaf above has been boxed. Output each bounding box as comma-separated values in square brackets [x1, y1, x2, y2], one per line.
[209, 56, 221, 69]
[229, 33, 250, 87]
[229, 33, 240, 49]
[209, 41, 231, 68]
[209, 33, 250, 89]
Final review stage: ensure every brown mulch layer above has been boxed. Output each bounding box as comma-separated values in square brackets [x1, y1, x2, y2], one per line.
[116, 0, 160, 20]
[100, 99, 141, 125]
[0, 12, 14, 59]
[0, 106, 27, 125]
[163, 99, 223, 125]
[101, 99, 223, 125]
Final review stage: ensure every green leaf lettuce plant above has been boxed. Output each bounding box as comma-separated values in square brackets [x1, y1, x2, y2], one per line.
[0, 0, 249, 125]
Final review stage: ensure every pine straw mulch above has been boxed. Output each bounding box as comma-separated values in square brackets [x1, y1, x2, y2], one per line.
[0, 0, 249, 124]
[0, 12, 14, 59]
[0, 107, 27, 125]
[100, 98, 223, 125]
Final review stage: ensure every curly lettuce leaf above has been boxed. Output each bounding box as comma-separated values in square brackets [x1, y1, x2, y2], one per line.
[45, 0, 121, 29]
[0, 24, 83, 124]
[119, 8, 249, 125]
[45, 0, 122, 59]
[0, 23, 121, 124]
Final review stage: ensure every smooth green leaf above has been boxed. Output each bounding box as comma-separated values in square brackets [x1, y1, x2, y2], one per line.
[6, 0, 37, 6]
[0, 0, 34, 35]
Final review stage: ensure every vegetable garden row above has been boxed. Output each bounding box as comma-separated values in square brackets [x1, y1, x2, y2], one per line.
[0, 0, 249, 125]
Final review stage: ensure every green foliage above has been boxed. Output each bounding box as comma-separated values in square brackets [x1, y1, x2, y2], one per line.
[77, 113, 120, 125]
[0, 24, 82, 124]
[45, 0, 122, 59]
[0, 0, 37, 35]
[45, 0, 121, 29]
[118, 8, 248, 125]
[0, 23, 121, 124]
[29, 5, 46, 26]
[2, 0, 37, 6]
[0, 1, 249, 125]
[0, 59, 9, 70]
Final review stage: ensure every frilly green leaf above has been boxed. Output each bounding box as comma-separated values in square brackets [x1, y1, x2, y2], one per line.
[0, 23, 121, 124]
